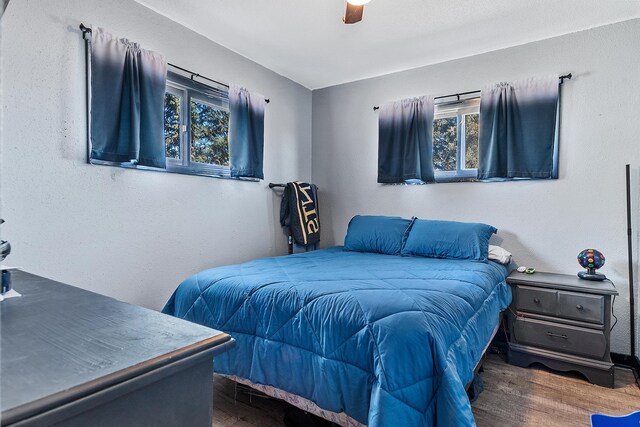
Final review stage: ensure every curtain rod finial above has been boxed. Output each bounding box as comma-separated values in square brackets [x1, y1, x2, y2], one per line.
[560, 73, 572, 83]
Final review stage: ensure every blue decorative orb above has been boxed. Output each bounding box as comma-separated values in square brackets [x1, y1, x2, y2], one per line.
[577, 249, 605, 272]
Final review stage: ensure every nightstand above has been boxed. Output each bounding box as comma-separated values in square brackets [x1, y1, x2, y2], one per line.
[506, 271, 618, 388]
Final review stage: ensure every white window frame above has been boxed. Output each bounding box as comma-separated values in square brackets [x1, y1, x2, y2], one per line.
[165, 71, 232, 178]
[433, 97, 480, 182]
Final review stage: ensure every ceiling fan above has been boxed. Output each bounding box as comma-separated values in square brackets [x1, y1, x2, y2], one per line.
[343, 0, 371, 24]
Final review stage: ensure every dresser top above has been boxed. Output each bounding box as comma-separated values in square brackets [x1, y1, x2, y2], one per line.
[1, 270, 232, 425]
[507, 271, 618, 295]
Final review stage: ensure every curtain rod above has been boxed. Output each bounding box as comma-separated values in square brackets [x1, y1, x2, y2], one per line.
[79, 24, 270, 104]
[372, 74, 572, 111]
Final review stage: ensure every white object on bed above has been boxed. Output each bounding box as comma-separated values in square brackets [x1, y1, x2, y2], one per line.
[488, 245, 512, 264]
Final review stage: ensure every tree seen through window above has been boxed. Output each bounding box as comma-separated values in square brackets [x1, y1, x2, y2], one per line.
[431, 104, 479, 179]
[190, 99, 229, 166]
[164, 93, 181, 159]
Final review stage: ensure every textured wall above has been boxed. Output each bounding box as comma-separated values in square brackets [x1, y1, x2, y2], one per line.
[312, 20, 640, 355]
[1, 1, 638, 357]
[0, 0, 312, 309]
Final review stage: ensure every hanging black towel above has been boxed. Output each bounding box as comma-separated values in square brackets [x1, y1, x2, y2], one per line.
[280, 182, 320, 246]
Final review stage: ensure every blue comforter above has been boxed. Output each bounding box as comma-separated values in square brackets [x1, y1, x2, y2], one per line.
[163, 247, 511, 426]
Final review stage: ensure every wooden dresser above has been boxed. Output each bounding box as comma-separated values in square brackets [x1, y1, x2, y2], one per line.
[0, 270, 235, 426]
[506, 271, 618, 388]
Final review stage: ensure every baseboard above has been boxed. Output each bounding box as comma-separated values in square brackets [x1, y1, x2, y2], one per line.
[611, 352, 640, 369]
[611, 352, 640, 386]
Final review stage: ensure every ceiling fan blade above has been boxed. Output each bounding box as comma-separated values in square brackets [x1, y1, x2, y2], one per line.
[343, 3, 364, 24]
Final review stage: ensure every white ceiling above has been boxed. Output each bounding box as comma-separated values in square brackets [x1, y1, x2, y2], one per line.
[135, 0, 640, 90]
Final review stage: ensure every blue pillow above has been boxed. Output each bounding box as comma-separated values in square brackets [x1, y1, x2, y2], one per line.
[402, 219, 497, 261]
[344, 215, 414, 255]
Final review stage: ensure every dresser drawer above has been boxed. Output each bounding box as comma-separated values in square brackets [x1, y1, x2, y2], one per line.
[557, 291, 604, 324]
[515, 285, 557, 316]
[513, 317, 607, 359]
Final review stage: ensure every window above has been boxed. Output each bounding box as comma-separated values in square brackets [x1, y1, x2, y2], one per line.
[164, 71, 231, 178]
[432, 97, 479, 182]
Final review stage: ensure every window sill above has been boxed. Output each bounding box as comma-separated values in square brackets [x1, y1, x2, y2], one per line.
[434, 175, 478, 183]
[89, 159, 260, 182]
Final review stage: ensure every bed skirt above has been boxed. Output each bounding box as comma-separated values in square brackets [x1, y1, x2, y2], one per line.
[222, 374, 366, 427]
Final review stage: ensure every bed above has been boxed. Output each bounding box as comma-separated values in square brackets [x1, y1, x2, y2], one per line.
[163, 244, 511, 426]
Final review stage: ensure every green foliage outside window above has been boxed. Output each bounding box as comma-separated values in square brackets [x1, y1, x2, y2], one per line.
[164, 93, 181, 159]
[433, 117, 457, 171]
[432, 113, 479, 173]
[190, 100, 229, 166]
[163, 91, 230, 167]
[464, 114, 479, 169]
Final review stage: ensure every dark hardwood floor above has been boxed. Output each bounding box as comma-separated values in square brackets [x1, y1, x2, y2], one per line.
[472, 355, 639, 426]
[212, 354, 640, 427]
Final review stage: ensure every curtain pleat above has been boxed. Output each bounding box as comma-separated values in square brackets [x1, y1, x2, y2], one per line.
[377, 96, 435, 183]
[478, 76, 559, 180]
[90, 27, 167, 168]
[229, 85, 265, 179]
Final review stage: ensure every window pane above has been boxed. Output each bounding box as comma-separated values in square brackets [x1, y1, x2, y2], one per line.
[164, 93, 181, 159]
[433, 117, 457, 171]
[464, 113, 479, 169]
[190, 99, 229, 166]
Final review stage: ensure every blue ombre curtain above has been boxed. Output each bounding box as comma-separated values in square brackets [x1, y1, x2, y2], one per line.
[477, 76, 560, 180]
[378, 96, 435, 183]
[229, 84, 265, 179]
[90, 27, 167, 168]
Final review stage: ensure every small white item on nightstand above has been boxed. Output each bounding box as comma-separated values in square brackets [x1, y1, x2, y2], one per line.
[517, 266, 527, 273]
[488, 245, 512, 264]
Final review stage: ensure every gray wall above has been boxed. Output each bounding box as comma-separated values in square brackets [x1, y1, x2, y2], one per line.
[1, 1, 638, 356]
[0, 0, 312, 310]
[312, 20, 640, 355]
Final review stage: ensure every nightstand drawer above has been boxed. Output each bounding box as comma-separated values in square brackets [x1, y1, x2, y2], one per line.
[513, 317, 607, 359]
[557, 291, 604, 324]
[515, 285, 557, 316]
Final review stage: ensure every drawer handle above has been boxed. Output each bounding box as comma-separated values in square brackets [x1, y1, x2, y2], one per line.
[576, 304, 584, 310]
[546, 331, 568, 340]
[533, 298, 540, 304]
